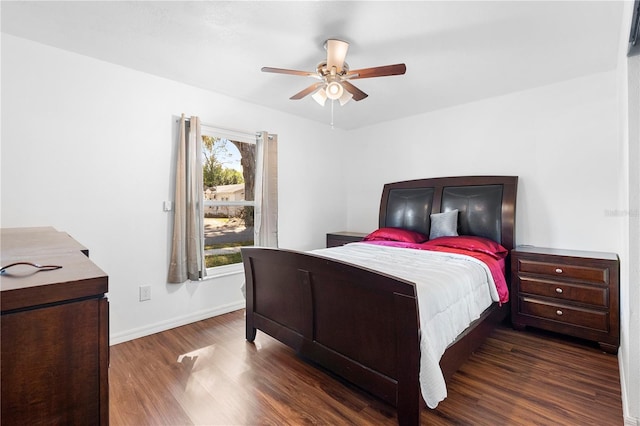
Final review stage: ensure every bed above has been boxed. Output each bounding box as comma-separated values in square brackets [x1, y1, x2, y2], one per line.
[241, 175, 518, 425]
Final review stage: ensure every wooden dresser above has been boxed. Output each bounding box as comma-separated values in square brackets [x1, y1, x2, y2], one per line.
[1, 227, 109, 425]
[511, 246, 619, 353]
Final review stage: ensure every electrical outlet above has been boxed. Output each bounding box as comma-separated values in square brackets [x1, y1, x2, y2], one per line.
[139, 285, 151, 301]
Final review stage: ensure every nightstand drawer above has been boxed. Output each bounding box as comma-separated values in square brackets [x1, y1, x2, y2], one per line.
[517, 258, 609, 285]
[519, 297, 609, 332]
[519, 277, 608, 307]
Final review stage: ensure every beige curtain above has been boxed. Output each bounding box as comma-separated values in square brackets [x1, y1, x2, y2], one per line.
[254, 131, 278, 247]
[168, 115, 206, 283]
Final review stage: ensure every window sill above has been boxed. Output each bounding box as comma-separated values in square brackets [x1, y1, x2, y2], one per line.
[203, 262, 244, 280]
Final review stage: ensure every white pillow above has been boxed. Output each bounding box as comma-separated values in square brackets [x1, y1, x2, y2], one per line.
[429, 209, 459, 239]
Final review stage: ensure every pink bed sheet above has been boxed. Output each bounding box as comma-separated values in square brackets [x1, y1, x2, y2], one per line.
[360, 240, 509, 304]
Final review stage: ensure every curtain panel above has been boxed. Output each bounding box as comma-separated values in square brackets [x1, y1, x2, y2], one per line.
[254, 131, 278, 248]
[168, 115, 206, 283]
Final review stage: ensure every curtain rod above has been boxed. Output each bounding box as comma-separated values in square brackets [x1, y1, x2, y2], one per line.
[176, 116, 262, 138]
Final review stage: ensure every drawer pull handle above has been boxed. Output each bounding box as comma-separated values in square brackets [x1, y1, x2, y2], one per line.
[555, 287, 563, 294]
[556, 310, 563, 316]
[555, 268, 563, 274]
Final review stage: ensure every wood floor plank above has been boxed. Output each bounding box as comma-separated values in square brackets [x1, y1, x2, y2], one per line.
[109, 310, 623, 425]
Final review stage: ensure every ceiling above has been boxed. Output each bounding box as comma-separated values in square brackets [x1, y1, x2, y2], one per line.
[1, 1, 626, 130]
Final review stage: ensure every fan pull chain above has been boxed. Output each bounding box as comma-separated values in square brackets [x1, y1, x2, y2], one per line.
[330, 99, 334, 129]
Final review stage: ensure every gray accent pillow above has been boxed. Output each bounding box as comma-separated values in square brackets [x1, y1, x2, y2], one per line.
[429, 209, 459, 239]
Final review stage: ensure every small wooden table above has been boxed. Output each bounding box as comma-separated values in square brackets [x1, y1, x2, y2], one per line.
[326, 231, 368, 248]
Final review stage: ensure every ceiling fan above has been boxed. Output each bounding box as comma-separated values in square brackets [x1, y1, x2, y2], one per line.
[261, 39, 406, 106]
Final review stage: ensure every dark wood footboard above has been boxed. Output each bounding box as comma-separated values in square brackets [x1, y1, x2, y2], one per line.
[242, 247, 422, 426]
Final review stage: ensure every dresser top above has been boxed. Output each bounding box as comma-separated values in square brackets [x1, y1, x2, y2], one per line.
[513, 245, 618, 261]
[327, 231, 369, 237]
[1, 227, 107, 312]
[1, 227, 88, 257]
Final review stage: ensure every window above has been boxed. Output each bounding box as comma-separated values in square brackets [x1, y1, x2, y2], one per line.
[169, 116, 276, 284]
[201, 127, 257, 270]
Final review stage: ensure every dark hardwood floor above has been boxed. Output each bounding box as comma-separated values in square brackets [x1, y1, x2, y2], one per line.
[109, 309, 623, 425]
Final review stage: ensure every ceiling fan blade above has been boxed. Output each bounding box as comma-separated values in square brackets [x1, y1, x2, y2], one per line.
[262, 67, 316, 77]
[290, 82, 325, 100]
[346, 63, 407, 79]
[326, 39, 349, 73]
[341, 81, 368, 101]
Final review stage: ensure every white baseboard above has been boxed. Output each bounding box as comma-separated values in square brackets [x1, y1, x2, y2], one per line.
[619, 352, 640, 426]
[625, 417, 639, 426]
[109, 300, 246, 345]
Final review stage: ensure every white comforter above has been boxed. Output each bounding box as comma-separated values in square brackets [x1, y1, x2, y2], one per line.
[310, 242, 500, 408]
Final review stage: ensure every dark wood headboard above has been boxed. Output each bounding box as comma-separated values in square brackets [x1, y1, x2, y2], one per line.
[379, 176, 518, 251]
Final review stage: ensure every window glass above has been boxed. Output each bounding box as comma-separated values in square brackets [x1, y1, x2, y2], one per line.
[202, 135, 256, 268]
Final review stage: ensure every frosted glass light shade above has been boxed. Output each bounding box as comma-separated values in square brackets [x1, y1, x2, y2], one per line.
[326, 81, 344, 100]
[338, 90, 353, 106]
[312, 88, 327, 106]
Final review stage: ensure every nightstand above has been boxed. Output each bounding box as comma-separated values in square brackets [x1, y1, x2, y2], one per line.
[326, 231, 368, 248]
[511, 246, 619, 354]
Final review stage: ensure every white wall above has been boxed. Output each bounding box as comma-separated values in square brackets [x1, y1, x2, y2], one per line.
[616, 3, 640, 423]
[1, 34, 347, 343]
[344, 72, 622, 253]
[622, 46, 640, 426]
[623, 52, 640, 426]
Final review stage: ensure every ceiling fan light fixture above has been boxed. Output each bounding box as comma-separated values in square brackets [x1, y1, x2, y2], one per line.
[338, 90, 353, 106]
[312, 87, 327, 106]
[262, 38, 407, 112]
[326, 81, 344, 100]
